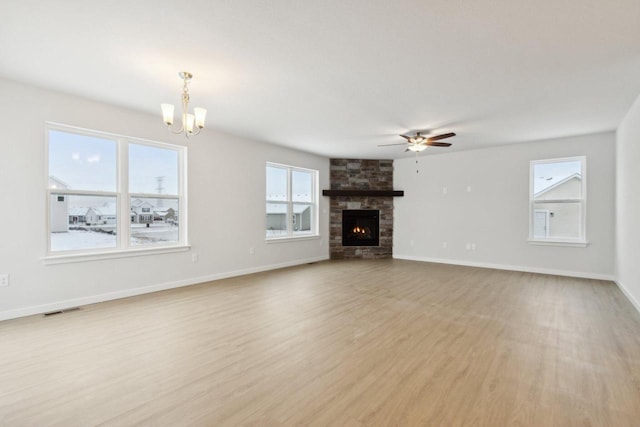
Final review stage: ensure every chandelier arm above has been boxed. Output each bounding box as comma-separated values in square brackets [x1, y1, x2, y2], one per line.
[162, 71, 204, 139]
[167, 125, 186, 135]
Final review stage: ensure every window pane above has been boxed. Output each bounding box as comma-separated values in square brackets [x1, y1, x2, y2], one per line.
[533, 202, 582, 239]
[50, 195, 117, 251]
[292, 170, 313, 202]
[293, 204, 312, 234]
[48, 130, 117, 192]
[129, 143, 179, 195]
[130, 198, 179, 245]
[533, 160, 582, 199]
[266, 203, 288, 237]
[266, 166, 287, 201]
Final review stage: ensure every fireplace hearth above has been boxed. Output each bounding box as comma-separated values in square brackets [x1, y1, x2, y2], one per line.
[342, 210, 379, 246]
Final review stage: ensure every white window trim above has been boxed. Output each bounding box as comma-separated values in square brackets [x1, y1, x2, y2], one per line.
[528, 156, 587, 246]
[44, 122, 188, 262]
[266, 162, 319, 241]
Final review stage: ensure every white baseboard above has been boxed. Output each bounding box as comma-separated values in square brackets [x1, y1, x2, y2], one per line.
[615, 280, 640, 314]
[0, 255, 329, 322]
[393, 254, 616, 281]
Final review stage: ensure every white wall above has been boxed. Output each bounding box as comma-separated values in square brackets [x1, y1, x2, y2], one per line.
[616, 93, 640, 311]
[394, 132, 615, 279]
[0, 78, 329, 320]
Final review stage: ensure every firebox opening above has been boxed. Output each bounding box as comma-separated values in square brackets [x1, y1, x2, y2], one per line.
[342, 210, 380, 247]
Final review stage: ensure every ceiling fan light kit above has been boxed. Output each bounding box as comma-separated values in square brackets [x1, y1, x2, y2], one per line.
[407, 144, 427, 152]
[161, 71, 207, 138]
[378, 131, 456, 152]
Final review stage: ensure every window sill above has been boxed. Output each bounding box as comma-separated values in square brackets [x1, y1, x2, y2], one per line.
[42, 245, 190, 265]
[265, 235, 320, 244]
[527, 239, 588, 248]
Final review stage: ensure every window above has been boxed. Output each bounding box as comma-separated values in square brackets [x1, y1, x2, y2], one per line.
[529, 156, 586, 245]
[47, 124, 186, 257]
[266, 163, 318, 239]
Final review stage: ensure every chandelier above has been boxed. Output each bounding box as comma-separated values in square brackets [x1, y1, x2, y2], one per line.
[161, 71, 207, 138]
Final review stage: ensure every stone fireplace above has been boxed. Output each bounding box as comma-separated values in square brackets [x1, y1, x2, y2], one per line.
[325, 159, 399, 259]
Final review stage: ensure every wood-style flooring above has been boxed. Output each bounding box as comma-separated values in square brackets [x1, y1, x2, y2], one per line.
[1, 259, 639, 426]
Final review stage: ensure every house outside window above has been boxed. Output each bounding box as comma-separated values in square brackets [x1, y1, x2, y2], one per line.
[46, 124, 187, 258]
[266, 163, 318, 239]
[529, 156, 586, 246]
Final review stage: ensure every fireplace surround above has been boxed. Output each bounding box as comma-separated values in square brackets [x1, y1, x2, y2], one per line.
[327, 159, 396, 259]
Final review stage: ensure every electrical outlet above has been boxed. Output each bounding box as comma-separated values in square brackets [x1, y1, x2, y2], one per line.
[191, 253, 199, 263]
[465, 243, 471, 251]
[471, 243, 476, 250]
[249, 247, 255, 255]
[466, 185, 472, 193]
[442, 242, 448, 249]
[0, 274, 9, 287]
[442, 187, 448, 195]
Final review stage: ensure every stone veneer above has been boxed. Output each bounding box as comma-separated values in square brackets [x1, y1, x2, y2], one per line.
[329, 159, 394, 259]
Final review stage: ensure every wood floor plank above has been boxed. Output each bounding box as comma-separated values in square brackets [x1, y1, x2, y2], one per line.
[1, 259, 639, 426]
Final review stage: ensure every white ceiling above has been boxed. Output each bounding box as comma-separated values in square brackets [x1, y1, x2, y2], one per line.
[1, 0, 639, 159]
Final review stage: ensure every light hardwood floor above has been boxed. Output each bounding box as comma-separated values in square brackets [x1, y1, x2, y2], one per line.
[1, 259, 639, 426]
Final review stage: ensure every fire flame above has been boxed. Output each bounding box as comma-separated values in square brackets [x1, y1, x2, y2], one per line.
[353, 226, 366, 234]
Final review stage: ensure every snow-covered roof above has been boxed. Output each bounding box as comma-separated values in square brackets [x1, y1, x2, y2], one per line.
[154, 208, 175, 215]
[91, 203, 117, 216]
[534, 173, 581, 197]
[131, 199, 153, 208]
[68, 207, 89, 216]
[266, 204, 311, 214]
[48, 175, 70, 189]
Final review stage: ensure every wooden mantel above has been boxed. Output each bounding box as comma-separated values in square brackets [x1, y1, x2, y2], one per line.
[322, 190, 404, 197]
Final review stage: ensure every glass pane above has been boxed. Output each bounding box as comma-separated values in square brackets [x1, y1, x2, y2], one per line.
[533, 202, 582, 239]
[129, 143, 179, 195]
[292, 203, 312, 234]
[266, 203, 288, 237]
[49, 194, 117, 252]
[130, 198, 179, 246]
[533, 160, 582, 199]
[48, 130, 117, 192]
[266, 166, 287, 201]
[292, 170, 313, 202]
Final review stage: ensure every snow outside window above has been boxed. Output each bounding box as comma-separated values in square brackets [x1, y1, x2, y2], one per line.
[47, 124, 187, 257]
[266, 163, 318, 239]
[529, 156, 586, 246]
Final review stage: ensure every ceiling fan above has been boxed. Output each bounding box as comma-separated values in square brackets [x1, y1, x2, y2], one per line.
[379, 131, 456, 152]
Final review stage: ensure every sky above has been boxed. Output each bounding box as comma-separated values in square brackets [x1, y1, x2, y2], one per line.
[48, 130, 178, 195]
[266, 166, 313, 202]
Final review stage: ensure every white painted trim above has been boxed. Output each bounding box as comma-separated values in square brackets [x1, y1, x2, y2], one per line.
[1, 255, 329, 322]
[42, 245, 191, 265]
[615, 280, 640, 314]
[266, 235, 321, 243]
[527, 239, 589, 247]
[393, 254, 615, 281]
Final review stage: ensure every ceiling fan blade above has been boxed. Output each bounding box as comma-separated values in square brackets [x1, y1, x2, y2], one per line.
[426, 142, 452, 147]
[427, 132, 456, 142]
[399, 134, 412, 141]
[405, 148, 411, 152]
[378, 142, 409, 147]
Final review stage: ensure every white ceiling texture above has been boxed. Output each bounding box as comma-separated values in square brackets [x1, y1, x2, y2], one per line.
[1, 0, 639, 159]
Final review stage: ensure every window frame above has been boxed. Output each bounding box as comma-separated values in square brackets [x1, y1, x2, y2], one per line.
[44, 123, 188, 263]
[265, 162, 319, 241]
[528, 156, 587, 247]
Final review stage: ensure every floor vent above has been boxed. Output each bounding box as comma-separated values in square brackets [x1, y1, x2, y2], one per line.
[44, 307, 80, 316]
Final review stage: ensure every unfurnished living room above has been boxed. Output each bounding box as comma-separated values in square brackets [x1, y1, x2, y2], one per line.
[1, 1, 640, 426]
